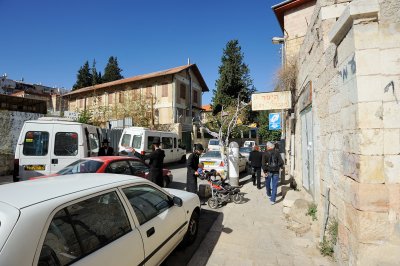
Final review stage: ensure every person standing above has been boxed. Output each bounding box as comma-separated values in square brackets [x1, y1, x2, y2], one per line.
[262, 142, 284, 205]
[130, 137, 165, 187]
[248, 145, 263, 189]
[186, 144, 204, 193]
[98, 139, 114, 156]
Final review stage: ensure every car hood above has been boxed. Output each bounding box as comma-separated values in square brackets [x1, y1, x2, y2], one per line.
[164, 188, 198, 201]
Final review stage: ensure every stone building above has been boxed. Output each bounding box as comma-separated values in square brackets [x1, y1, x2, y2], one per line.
[63, 64, 209, 150]
[274, 0, 400, 264]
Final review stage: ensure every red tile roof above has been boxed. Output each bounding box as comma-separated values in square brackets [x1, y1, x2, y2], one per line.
[64, 64, 209, 97]
[202, 104, 212, 112]
[272, 0, 316, 31]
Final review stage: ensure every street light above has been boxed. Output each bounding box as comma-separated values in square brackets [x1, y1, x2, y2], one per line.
[272, 36, 286, 161]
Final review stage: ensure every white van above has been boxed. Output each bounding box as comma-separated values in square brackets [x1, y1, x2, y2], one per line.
[118, 127, 186, 164]
[207, 139, 220, 151]
[14, 117, 103, 181]
[243, 140, 256, 148]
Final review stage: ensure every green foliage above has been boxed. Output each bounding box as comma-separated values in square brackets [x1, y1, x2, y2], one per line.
[256, 110, 281, 142]
[91, 59, 102, 85]
[72, 61, 93, 90]
[77, 109, 92, 124]
[306, 203, 318, 221]
[102, 56, 124, 83]
[319, 218, 338, 257]
[212, 40, 256, 107]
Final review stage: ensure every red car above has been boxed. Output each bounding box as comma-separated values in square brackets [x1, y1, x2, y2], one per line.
[31, 156, 173, 187]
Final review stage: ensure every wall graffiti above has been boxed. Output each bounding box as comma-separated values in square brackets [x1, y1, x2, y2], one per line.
[339, 54, 357, 82]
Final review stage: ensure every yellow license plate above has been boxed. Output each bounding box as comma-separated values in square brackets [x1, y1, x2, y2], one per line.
[24, 165, 45, 171]
[203, 162, 214, 166]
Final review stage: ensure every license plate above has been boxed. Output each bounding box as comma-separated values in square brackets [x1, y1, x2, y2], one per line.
[24, 165, 45, 171]
[203, 161, 215, 166]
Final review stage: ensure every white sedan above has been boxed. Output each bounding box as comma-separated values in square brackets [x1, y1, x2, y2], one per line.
[199, 150, 249, 177]
[0, 174, 200, 266]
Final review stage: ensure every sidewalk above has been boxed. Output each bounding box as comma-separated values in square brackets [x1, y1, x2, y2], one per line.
[190, 179, 335, 266]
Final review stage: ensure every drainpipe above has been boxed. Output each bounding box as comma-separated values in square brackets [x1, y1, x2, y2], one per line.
[172, 74, 176, 123]
[187, 67, 192, 126]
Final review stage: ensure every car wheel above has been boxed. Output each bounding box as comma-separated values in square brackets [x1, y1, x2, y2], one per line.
[207, 197, 219, 209]
[183, 211, 199, 246]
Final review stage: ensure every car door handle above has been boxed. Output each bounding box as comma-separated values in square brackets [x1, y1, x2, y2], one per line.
[147, 227, 155, 237]
[51, 159, 58, 164]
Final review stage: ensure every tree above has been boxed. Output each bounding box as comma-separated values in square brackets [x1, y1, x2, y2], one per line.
[72, 61, 93, 90]
[102, 56, 124, 83]
[256, 110, 281, 142]
[91, 59, 102, 85]
[212, 40, 256, 107]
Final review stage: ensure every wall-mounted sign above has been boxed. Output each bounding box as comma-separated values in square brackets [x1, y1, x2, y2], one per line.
[251, 91, 292, 111]
[269, 113, 281, 130]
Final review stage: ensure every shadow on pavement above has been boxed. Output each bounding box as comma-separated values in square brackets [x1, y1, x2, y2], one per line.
[163, 209, 222, 266]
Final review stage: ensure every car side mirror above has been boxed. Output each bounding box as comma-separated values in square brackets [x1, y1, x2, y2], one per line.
[172, 196, 183, 207]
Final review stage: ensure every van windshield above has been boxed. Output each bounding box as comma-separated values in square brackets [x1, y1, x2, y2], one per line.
[209, 140, 219, 145]
[57, 159, 103, 175]
[121, 134, 131, 147]
[131, 135, 142, 149]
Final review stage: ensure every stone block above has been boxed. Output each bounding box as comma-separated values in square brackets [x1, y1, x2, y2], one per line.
[379, 22, 400, 50]
[358, 155, 384, 183]
[383, 101, 400, 129]
[344, 177, 388, 212]
[282, 190, 303, 208]
[357, 102, 383, 128]
[384, 155, 400, 184]
[384, 129, 400, 155]
[356, 75, 383, 103]
[344, 203, 391, 243]
[341, 104, 357, 130]
[356, 129, 384, 155]
[353, 21, 379, 50]
[342, 152, 359, 180]
[387, 185, 400, 216]
[380, 48, 400, 76]
[381, 75, 400, 103]
[355, 49, 380, 76]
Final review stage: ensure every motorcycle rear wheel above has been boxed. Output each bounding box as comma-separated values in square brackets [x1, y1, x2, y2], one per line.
[233, 193, 243, 204]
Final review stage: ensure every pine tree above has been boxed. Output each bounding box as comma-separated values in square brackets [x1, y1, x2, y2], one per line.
[72, 61, 93, 90]
[91, 59, 102, 85]
[102, 56, 124, 83]
[212, 40, 256, 107]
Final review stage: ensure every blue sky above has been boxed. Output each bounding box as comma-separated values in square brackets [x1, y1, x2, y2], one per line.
[0, 0, 284, 104]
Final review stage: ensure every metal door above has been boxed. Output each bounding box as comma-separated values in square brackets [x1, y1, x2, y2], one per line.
[301, 107, 314, 197]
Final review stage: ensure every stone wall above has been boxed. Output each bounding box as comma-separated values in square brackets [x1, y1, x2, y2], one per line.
[294, 0, 400, 264]
[0, 110, 42, 175]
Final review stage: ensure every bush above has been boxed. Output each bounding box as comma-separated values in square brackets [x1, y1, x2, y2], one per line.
[319, 218, 338, 257]
[306, 203, 318, 221]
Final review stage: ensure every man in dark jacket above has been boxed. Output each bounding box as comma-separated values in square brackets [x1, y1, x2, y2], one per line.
[98, 139, 114, 156]
[186, 143, 204, 193]
[131, 137, 165, 187]
[248, 145, 263, 189]
[262, 142, 284, 205]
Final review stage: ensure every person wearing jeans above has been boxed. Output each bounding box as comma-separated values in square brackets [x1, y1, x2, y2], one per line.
[262, 142, 284, 205]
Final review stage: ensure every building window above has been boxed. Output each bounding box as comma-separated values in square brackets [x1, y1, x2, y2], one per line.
[119, 92, 124, 103]
[162, 83, 168, 97]
[180, 83, 186, 99]
[108, 93, 113, 104]
[193, 90, 198, 104]
[146, 86, 152, 98]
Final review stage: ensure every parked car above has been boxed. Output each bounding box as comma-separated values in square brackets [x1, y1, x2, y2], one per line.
[14, 117, 103, 181]
[118, 127, 186, 164]
[31, 156, 173, 187]
[239, 147, 253, 161]
[199, 150, 248, 176]
[207, 139, 220, 151]
[243, 140, 255, 148]
[0, 174, 200, 266]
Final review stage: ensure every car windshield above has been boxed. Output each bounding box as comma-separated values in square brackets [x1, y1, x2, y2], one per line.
[239, 147, 252, 153]
[209, 140, 219, 145]
[202, 151, 221, 158]
[57, 159, 103, 175]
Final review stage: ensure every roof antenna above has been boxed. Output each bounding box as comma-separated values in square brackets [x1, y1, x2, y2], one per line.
[187, 58, 190, 65]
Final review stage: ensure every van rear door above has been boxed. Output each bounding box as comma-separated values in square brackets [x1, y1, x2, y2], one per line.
[51, 124, 81, 173]
[17, 123, 53, 180]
